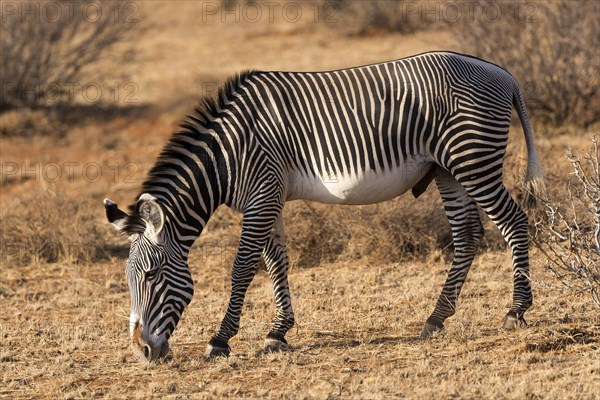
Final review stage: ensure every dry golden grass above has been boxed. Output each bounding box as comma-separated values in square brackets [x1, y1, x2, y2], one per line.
[1, 250, 599, 399]
[1, 2, 599, 399]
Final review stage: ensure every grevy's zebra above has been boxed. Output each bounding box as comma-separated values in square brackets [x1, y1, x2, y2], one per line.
[104, 51, 545, 362]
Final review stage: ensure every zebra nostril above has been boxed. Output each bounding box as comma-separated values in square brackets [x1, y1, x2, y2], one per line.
[143, 345, 151, 359]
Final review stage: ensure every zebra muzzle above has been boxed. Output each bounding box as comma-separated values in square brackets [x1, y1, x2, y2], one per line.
[130, 322, 170, 363]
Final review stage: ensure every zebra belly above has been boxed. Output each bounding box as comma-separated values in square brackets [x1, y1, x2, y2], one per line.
[287, 156, 434, 205]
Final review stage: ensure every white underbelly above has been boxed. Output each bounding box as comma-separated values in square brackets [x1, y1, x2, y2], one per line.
[287, 156, 434, 204]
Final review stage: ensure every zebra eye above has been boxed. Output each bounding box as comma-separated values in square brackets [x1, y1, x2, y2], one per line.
[145, 268, 159, 280]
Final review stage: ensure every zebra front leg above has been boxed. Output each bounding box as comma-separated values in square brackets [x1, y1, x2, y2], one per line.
[205, 203, 283, 358]
[262, 215, 294, 352]
[421, 172, 484, 338]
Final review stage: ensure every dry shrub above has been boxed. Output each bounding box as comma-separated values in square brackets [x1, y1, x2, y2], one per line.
[330, 0, 437, 36]
[0, 191, 115, 265]
[0, 108, 55, 137]
[283, 190, 449, 268]
[283, 202, 350, 267]
[0, 0, 137, 109]
[456, 0, 600, 128]
[283, 194, 514, 268]
[534, 137, 600, 308]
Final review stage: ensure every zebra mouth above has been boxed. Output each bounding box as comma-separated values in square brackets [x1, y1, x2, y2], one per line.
[130, 321, 173, 363]
[158, 340, 170, 358]
[131, 340, 170, 364]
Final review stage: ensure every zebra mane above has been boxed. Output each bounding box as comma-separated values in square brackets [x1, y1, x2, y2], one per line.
[190, 70, 257, 125]
[120, 70, 258, 236]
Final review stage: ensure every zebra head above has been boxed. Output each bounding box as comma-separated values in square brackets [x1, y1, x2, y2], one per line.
[103, 194, 194, 363]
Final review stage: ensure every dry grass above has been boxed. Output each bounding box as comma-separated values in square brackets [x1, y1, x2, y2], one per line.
[1, 251, 598, 399]
[0, 192, 117, 265]
[1, 2, 599, 399]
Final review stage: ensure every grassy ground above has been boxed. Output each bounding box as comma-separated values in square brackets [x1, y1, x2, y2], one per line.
[1, 2, 599, 399]
[1, 251, 598, 399]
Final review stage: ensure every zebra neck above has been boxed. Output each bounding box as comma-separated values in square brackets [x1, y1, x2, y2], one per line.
[140, 123, 238, 249]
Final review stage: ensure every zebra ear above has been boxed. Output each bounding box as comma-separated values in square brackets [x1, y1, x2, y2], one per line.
[136, 193, 165, 237]
[104, 198, 128, 231]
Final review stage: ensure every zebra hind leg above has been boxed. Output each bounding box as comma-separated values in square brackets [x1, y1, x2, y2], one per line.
[262, 215, 295, 353]
[458, 174, 533, 331]
[420, 171, 484, 338]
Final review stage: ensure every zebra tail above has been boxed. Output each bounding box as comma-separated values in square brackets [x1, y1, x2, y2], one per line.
[513, 83, 547, 209]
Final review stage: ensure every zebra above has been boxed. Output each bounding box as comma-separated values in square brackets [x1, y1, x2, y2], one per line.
[104, 51, 545, 362]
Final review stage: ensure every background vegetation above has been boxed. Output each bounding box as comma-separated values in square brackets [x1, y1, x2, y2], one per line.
[0, 2, 136, 110]
[456, 0, 599, 128]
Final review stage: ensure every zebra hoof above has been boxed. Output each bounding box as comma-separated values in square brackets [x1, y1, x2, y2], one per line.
[419, 316, 444, 339]
[502, 311, 528, 330]
[263, 332, 290, 353]
[204, 338, 231, 359]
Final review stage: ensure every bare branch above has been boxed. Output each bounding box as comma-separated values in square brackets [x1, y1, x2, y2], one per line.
[0, 0, 137, 109]
[533, 138, 600, 308]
